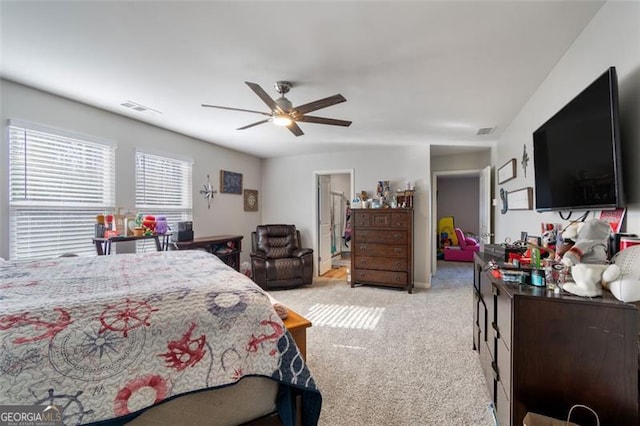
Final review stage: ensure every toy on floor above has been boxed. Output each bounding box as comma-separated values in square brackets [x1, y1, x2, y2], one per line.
[443, 228, 479, 262]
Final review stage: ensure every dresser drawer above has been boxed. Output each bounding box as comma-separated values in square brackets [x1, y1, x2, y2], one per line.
[497, 337, 511, 396]
[355, 229, 407, 244]
[391, 212, 410, 228]
[353, 243, 407, 258]
[354, 256, 408, 271]
[354, 210, 393, 228]
[353, 269, 407, 285]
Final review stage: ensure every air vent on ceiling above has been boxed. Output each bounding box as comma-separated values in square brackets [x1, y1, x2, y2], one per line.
[476, 127, 495, 136]
[120, 100, 161, 116]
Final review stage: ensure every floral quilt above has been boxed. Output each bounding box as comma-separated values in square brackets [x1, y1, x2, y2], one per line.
[0, 250, 320, 425]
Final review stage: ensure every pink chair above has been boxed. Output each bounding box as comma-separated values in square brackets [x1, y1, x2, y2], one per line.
[443, 228, 480, 262]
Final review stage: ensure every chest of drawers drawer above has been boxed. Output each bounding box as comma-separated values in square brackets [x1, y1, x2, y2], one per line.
[355, 230, 407, 244]
[353, 243, 407, 258]
[353, 269, 408, 286]
[354, 256, 408, 271]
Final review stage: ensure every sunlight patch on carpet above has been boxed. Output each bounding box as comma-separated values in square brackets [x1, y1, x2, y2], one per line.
[306, 303, 384, 330]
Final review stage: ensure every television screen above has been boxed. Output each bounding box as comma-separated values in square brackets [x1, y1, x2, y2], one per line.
[533, 67, 624, 212]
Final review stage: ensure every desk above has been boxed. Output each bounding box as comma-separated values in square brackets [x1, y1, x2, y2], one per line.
[172, 235, 243, 271]
[92, 234, 171, 255]
[283, 309, 312, 361]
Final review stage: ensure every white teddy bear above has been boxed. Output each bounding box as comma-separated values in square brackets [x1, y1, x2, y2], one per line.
[561, 219, 610, 267]
[560, 219, 617, 297]
[603, 245, 640, 302]
[563, 263, 620, 297]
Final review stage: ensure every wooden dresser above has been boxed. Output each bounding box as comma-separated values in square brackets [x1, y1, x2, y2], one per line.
[474, 252, 638, 425]
[351, 208, 413, 293]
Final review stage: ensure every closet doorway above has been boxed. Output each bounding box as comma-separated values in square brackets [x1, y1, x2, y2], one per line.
[313, 169, 354, 277]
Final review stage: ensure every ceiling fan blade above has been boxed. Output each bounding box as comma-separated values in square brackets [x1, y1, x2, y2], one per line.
[245, 82, 284, 114]
[287, 121, 304, 136]
[297, 115, 352, 127]
[293, 94, 346, 115]
[237, 119, 271, 130]
[201, 104, 271, 116]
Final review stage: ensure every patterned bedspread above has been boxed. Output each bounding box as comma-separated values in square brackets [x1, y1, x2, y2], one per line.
[0, 250, 321, 425]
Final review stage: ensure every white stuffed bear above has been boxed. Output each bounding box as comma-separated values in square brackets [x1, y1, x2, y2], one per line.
[561, 219, 611, 266]
[603, 245, 640, 302]
[563, 263, 620, 297]
[559, 219, 614, 297]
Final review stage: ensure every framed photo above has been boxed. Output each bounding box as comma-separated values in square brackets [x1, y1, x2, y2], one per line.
[527, 235, 541, 247]
[506, 187, 533, 210]
[220, 170, 243, 194]
[498, 158, 517, 184]
[244, 189, 258, 212]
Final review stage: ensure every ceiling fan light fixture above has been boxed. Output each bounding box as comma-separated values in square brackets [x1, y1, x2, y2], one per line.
[273, 115, 293, 127]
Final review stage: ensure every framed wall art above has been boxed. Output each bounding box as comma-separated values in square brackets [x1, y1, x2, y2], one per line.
[220, 170, 243, 194]
[506, 187, 533, 210]
[244, 189, 258, 212]
[498, 158, 517, 184]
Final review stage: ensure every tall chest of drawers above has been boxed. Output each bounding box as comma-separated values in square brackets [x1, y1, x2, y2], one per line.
[351, 208, 414, 293]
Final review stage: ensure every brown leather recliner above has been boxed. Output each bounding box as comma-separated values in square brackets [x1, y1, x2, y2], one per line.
[250, 224, 314, 290]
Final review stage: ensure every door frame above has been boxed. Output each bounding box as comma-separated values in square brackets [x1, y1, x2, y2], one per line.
[312, 168, 355, 277]
[430, 168, 490, 276]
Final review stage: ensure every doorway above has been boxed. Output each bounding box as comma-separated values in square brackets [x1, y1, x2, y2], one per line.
[431, 165, 492, 276]
[313, 169, 354, 277]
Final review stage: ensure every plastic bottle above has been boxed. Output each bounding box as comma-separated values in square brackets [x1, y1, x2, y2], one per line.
[531, 247, 541, 269]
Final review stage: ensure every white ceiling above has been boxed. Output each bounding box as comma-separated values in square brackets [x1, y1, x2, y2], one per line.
[0, 1, 604, 159]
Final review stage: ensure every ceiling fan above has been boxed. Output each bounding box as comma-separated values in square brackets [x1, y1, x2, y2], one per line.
[202, 81, 351, 136]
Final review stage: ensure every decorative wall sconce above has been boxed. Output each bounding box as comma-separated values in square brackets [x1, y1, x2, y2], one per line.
[200, 174, 217, 209]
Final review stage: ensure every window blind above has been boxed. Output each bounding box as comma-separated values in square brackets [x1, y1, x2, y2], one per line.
[9, 123, 116, 260]
[135, 152, 192, 252]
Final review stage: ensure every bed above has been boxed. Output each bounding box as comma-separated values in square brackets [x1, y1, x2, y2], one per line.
[0, 250, 321, 425]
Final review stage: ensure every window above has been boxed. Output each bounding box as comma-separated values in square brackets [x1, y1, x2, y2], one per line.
[135, 151, 192, 252]
[9, 121, 116, 260]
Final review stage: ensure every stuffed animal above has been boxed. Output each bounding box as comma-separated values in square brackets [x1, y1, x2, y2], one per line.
[561, 219, 611, 267]
[554, 222, 579, 261]
[563, 263, 620, 297]
[602, 245, 640, 302]
[558, 219, 615, 298]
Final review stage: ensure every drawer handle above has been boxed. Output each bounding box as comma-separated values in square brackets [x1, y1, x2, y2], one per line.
[395, 262, 401, 267]
[394, 248, 401, 253]
[394, 234, 401, 239]
[395, 276, 400, 282]
[491, 361, 500, 381]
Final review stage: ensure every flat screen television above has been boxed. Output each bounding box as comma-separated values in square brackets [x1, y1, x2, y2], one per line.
[533, 66, 624, 212]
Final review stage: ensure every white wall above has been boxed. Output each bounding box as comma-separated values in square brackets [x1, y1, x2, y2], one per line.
[0, 80, 263, 262]
[262, 146, 432, 286]
[431, 150, 492, 172]
[437, 176, 480, 235]
[495, 1, 640, 242]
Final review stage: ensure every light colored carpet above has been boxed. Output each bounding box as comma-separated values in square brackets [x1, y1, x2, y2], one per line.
[271, 260, 494, 425]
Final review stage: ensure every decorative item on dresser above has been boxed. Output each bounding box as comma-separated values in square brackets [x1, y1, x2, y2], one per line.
[473, 252, 638, 426]
[351, 208, 414, 293]
[172, 235, 243, 271]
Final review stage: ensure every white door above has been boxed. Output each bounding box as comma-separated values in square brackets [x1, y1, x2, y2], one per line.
[318, 175, 332, 275]
[479, 165, 493, 248]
